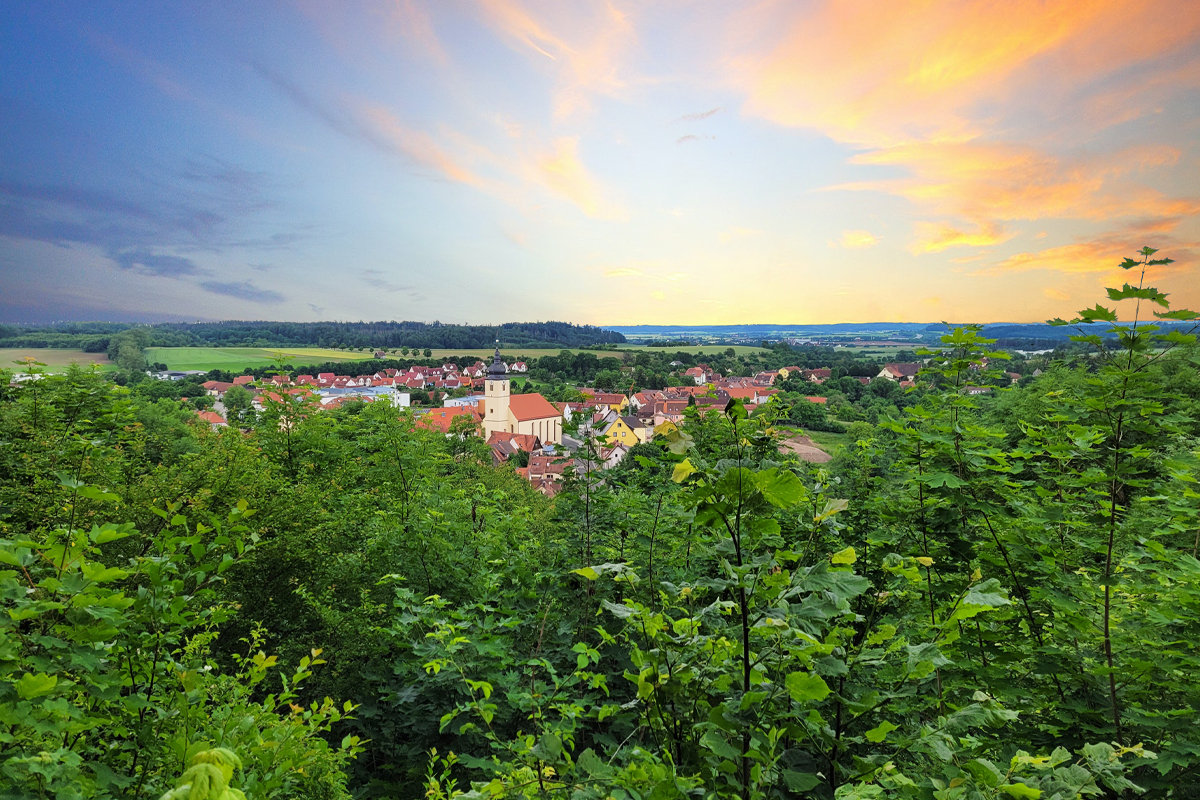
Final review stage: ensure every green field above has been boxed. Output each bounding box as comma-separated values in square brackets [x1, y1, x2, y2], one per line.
[145, 347, 377, 372]
[804, 429, 852, 455]
[0, 348, 114, 371]
[622, 344, 767, 355]
[142, 343, 773, 374]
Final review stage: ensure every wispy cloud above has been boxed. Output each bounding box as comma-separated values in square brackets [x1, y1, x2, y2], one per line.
[911, 221, 1012, 253]
[474, 0, 637, 119]
[838, 230, 880, 249]
[111, 249, 205, 278]
[986, 231, 1198, 274]
[361, 269, 414, 293]
[533, 137, 626, 220]
[199, 280, 285, 304]
[674, 107, 720, 123]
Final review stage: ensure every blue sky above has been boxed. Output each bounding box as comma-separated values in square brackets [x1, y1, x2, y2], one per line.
[2, 0, 1198, 325]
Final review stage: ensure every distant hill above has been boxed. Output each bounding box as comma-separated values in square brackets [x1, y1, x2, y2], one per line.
[0, 320, 625, 351]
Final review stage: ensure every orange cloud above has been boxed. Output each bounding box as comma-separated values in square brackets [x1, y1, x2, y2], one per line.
[1044, 287, 1071, 301]
[912, 221, 1013, 253]
[474, 0, 636, 119]
[988, 233, 1198, 275]
[730, 0, 1200, 259]
[533, 137, 625, 219]
[358, 105, 485, 187]
[838, 230, 879, 249]
[733, 0, 1200, 146]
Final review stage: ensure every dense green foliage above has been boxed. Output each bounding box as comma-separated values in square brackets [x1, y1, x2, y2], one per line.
[2, 250, 1199, 799]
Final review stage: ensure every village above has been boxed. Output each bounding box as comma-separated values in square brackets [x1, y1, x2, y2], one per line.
[174, 346, 954, 497]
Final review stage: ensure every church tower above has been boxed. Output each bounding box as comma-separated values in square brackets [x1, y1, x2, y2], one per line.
[482, 342, 510, 438]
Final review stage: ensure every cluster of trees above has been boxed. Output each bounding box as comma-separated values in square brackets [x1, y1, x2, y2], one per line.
[0, 321, 626, 355]
[3, 250, 1199, 799]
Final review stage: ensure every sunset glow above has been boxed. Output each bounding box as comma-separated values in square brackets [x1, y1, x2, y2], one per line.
[2, 1, 1198, 323]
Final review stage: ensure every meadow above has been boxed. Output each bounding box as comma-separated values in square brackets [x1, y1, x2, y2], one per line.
[144, 346, 378, 372]
[143, 344, 771, 373]
[0, 348, 114, 371]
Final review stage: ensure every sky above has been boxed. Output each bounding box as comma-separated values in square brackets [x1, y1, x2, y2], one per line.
[1, 0, 1199, 326]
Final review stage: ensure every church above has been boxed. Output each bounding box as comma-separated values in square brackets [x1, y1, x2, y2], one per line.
[481, 346, 563, 444]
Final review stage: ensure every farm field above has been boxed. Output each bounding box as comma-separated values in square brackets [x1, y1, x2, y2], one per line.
[621, 344, 767, 355]
[0, 348, 114, 371]
[145, 346, 376, 372]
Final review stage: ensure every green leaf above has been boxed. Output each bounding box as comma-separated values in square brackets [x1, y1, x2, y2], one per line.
[577, 748, 612, 778]
[921, 472, 967, 489]
[700, 731, 741, 761]
[783, 770, 821, 791]
[672, 459, 697, 483]
[16, 672, 58, 699]
[964, 758, 1003, 787]
[785, 671, 831, 702]
[831, 547, 856, 565]
[1154, 309, 1200, 320]
[1107, 283, 1169, 307]
[1077, 304, 1118, 323]
[999, 784, 1042, 799]
[814, 498, 849, 522]
[530, 733, 562, 762]
[864, 720, 897, 743]
[572, 567, 599, 581]
[755, 468, 806, 508]
[82, 563, 129, 583]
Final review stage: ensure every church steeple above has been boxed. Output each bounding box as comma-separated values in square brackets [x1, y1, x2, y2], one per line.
[487, 339, 507, 379]
[483, 338, 511, 439]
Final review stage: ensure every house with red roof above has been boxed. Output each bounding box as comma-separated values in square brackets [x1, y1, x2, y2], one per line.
[878, 363, 921, 381]
[416, 406, 481, 435]
[196, 410, 227, 428]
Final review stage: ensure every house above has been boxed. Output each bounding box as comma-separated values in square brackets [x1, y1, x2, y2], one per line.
[417, 405, 481, 434]
[684, 366, 712, 385]
[1006, 372, 1022, 384]
[653, 400, 688, 427]
[579, 389, 629, 412]
[803, 368, 832, 383]
[233, 375, 254, 386]
[603, 415, 649, 447]
[487, 431, 542, 464]
[964, 385, 993, 395]
[803, 396, 828, 404]
[196, 410, 227, 428]
[710, 383, 758, 402]
[527, 453, 568, 482]
[878, 363, 921, 381]
[510, 361, 528, 373]
[574, 444, 630, 473]
[374, 350, 387, 358]
[553, 401, 589, 421]
[479, 348, 563, 444]
[444, 394, 484, 408]
[201, 380, 235, 397]
[753, 371, 779, 386]
[579, 408, 618, 436]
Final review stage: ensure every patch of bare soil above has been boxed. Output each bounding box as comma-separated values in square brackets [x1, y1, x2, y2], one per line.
[780, 434, 832, 463]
